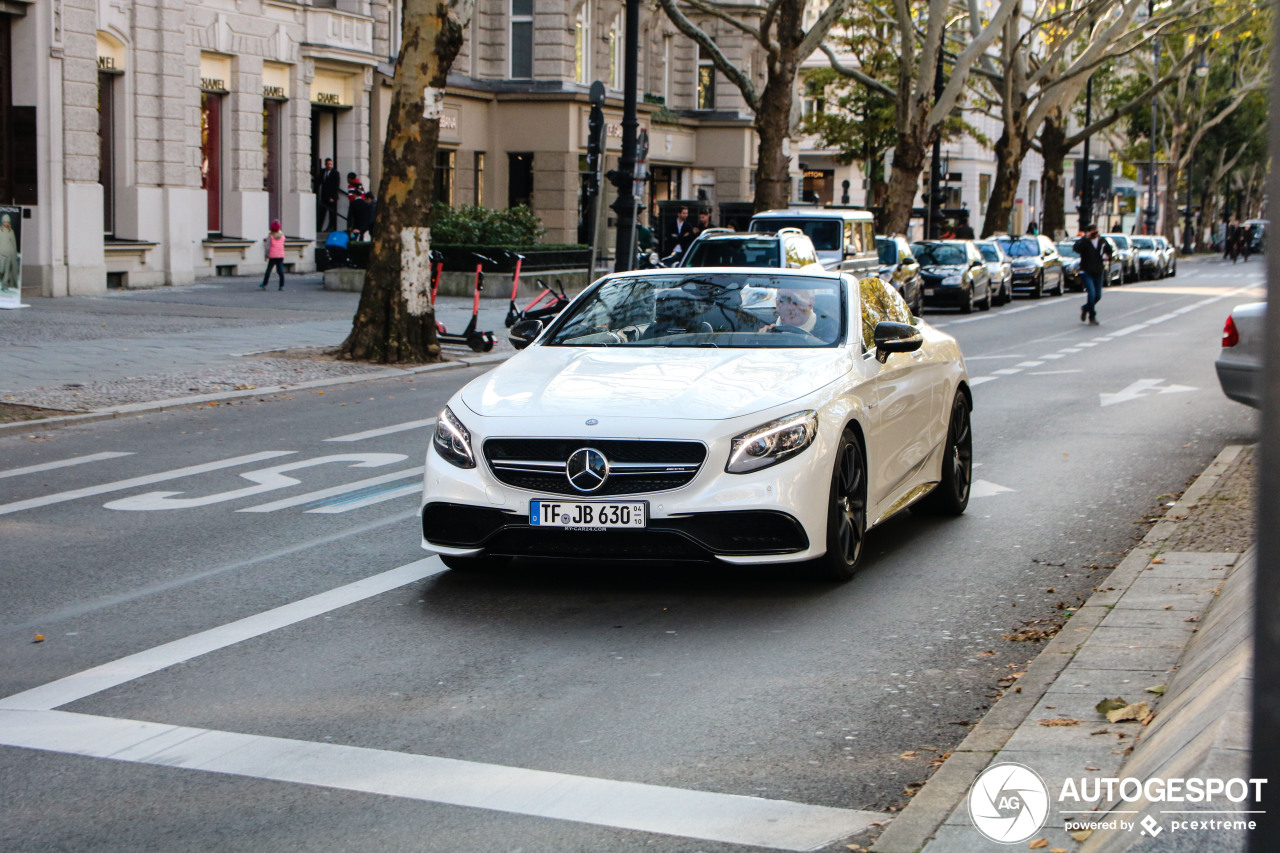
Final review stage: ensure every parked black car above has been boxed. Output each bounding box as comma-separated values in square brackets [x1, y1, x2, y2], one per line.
[875, 235, 924, 315]
[995, 235, 1065, 298]
[910, 239, 992, 314]
[1057, 239, 1122, 291]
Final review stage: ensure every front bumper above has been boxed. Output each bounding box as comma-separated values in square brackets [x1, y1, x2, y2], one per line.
[921, 279, 967, 306]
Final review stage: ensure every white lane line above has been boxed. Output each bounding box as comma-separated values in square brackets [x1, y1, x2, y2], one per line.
[1029, 369, 1083, 376]
[0, 559, 442, 712]
[991, 368, 1022, 376]
[1038, 353, 1065, 360]
[963, 354, 1028, 361]
[0, 452, 296, 516]
[1015, 361, 1045, 368]
[238, 467, 424, 513]
[1075, 342, 1098, 347]
[1107, 324, 1148, 337]
[305, 483, 421, 513]
[0, 710, 878, 851]
[1059, 348, 1082, 353]
[0, 452, 134, 481]
[326, 419, 437, 442]
[970, 376, 997, 386]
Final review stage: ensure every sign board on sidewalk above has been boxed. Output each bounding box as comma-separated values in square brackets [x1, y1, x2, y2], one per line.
[0, 205, 27, 309]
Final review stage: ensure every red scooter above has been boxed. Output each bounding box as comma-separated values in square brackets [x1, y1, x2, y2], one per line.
[429, 251, 495, 353]
[503, 251, 572, 328]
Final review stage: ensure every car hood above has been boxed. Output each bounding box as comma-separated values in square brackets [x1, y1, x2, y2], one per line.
[460, 346, 851, 421]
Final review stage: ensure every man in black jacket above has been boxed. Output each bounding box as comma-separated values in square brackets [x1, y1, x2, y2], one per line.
[1073, 223, 1112, 325]
[315, 158, 341, 232]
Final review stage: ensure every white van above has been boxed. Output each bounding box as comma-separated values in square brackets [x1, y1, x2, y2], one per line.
[748, 208, 878, 274]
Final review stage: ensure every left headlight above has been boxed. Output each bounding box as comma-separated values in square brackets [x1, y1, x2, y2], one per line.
[726, 410, 818, 474]
[433, 406, 476, 468]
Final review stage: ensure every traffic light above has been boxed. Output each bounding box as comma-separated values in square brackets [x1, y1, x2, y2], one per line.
[587, 103, 604, 178]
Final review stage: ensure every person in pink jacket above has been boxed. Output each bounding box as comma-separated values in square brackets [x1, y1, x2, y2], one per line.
[261, 220, 286, 290]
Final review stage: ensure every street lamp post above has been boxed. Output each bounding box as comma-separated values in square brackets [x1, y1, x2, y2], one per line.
[608, 0, 640, 272]
[1079, 74, 1094, 234]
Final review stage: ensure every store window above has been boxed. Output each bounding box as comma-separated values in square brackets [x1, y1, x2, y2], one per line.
[474, 152, 486, 206]
[508, 152, 534, 209]
[201, 91, 224, 234]
[696, 45, 715, 110]
[608, 13, 622, 90]
[436, 149, 456, 206]
[99, 71, 118, 236]
[511, 0, 533, 79]
[263, 99, 283, 224]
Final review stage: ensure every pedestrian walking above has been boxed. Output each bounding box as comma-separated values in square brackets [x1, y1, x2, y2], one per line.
[1073, 223, 1111, 326]
[345, 172, 372, 241]
[261, 219, 286, 290]
[669, 205, 694, 257]
[315, 158, 340, 232]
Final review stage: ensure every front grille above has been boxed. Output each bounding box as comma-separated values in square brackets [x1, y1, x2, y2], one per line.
[484, 438, 706, 496]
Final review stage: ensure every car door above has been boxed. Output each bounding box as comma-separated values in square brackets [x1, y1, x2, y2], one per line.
[858, 278, 942, 507]
[1039, 236, 1063, 290]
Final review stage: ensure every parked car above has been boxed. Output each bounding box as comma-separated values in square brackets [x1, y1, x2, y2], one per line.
[1102, 233, 1138, 282]
[974, 239, 1014, 305]
[911, 239, 992, 313]
[1215, 301, 1267, 408]
[1153, 235, 1177, 276]
[423, 268, 973, 581]
[875, 235, 924, 315]
[1056, 242, 1083, 290]
[1243, 219, 1268, 254]
[995, 235, 1066, 298]
[748, 208, 879, 275]
[1128, 236, 1167, 279]
[679, 229, 823, 271]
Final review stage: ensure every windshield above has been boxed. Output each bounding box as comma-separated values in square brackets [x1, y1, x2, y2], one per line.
[1057, 243, 1079, 258]
[751, 218, 842, 251]
[683, 238, 779, 268]
[1131, 237, 1155, 249]
[1108, 235, 1130, 249]
[912, 243, 968, 266]
[976, 243, 1000, 262]
[544, 273, 845, 348]
[876, 239, 898, 265]
[997, 237, 1040, 257]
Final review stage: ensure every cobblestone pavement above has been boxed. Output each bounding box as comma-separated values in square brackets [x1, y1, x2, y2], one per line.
[0, 272, 514, 418]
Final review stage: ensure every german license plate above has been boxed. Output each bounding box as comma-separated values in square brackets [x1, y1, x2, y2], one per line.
[530, 500, 647, 529]
[924, 288, 935, 297]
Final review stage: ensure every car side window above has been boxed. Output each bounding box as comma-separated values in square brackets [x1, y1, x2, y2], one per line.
[784, 237, 804, 268]
[859, 277, 912, 349]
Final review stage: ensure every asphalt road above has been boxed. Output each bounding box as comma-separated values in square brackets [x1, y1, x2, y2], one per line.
[0, 259, 1263, 852]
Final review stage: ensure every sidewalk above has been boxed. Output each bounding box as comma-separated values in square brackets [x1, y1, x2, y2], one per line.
[872, 445, 1257, 853]
[0, 271, 512, 430]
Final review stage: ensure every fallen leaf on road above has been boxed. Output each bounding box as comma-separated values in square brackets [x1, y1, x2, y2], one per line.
[32, 634, 44, 643]
[1146, 685, 1166, 695]
[1185, 616, 1200, 622]
[1163, 605, 1174, 610]
[899, 751, 917, 759]
[1095, 697, 1129, 715]
[1039, 718, 1081, 727]
[978, 650, 996, 657]
[1106, 701, 1151, 723]
[1069, 829, 1094, 841]
[1029, 839, 1049, 849]
[1152, 557, 1165, 564]
[1085, 766, 1100, 771]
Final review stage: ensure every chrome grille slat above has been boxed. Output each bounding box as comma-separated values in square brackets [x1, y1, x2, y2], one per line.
[483, 437, 707, 497]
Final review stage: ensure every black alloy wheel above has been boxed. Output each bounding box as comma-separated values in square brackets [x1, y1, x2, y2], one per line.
[440, 553, 513, 572]
[960, 283, 975, 314]
[979, 278, 992, 311]
[915, 392, 973, 515]
[1030, 271, 1044, 299]
[811, 427, 868, 581]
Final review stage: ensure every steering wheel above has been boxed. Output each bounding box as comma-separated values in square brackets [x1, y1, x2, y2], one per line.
[770, 324, 811, 335]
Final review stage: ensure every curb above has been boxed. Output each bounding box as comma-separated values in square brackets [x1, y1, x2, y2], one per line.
[0, 349, 512, 439]
[870, 444, 1250, 853]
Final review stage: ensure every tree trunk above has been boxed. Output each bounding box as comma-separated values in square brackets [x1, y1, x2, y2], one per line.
[753, 67, 798, 212]
[1040, 110, 1069, 239]
[883, 107, 931, 236]
[979, 129, 1026, 238]
[339, 0, 467, 363]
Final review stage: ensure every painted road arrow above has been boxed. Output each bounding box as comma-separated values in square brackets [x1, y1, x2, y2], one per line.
[1100, 378, 1197, 407]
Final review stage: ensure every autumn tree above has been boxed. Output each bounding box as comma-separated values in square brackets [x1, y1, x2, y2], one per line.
[656, 0, 856, 212]
[820, 0, 1021, 234]
[339, 0, 474, 363]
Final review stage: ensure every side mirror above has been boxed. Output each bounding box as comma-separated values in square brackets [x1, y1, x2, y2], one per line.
[873, 320, 923, 364]
[509, 318, 544, 350]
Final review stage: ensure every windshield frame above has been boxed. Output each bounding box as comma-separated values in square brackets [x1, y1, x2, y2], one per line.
[538, 271, 848, 349]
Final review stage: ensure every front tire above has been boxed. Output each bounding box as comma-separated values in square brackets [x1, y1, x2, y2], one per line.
[810, 427, 868, 581]
[915, 392, 972, 515]
[960, 285, 975, 314]
[1031, 272, 1044, 299]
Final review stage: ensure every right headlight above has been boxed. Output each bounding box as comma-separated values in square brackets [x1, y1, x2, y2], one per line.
[433, 406, 476, 468]
[726, 410, 818, 474]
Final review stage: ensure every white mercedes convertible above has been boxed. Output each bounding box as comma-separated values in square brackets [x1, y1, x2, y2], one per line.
[421, 268, 971, 580]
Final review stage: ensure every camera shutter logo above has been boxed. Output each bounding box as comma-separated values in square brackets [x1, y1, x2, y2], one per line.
[967, 762, 1050, 843]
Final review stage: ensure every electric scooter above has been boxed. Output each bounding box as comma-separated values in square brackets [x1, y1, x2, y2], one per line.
[504, 251, 572, 327]
[432, 252, 495, 353]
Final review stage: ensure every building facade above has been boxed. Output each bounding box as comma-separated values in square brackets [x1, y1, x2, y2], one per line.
[3, 0, 792, 296]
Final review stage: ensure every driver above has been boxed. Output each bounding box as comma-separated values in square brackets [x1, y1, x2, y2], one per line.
[760, 289, 817, 333]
